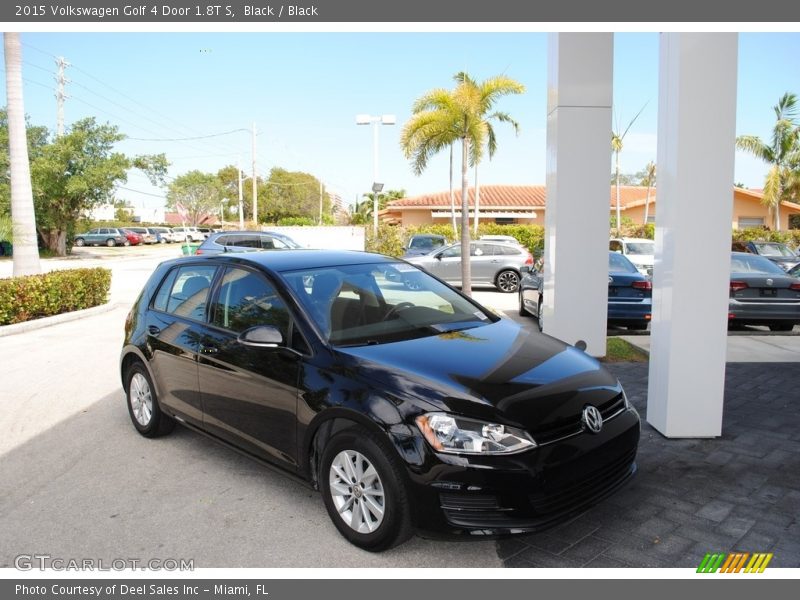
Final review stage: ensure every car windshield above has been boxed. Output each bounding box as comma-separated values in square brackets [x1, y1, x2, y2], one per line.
[608, 252, 638, 273]
[730, 254, 787, 275]
[408, 237, 444, 250]
[281, 262, 496, 346]
[270, 233, 302, 249]
[753, 242, 796, 258]
[625, 242, 654, 255]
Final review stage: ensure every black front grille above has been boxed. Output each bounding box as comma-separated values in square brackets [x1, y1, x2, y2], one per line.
[528, 447, 636, 514]
[532, 393, 626, 445]
[439, 446, 637, 531]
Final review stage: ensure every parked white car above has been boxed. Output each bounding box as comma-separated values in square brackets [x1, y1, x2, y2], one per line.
[170, 227, 204, 243]
[610, 237, 654, 277]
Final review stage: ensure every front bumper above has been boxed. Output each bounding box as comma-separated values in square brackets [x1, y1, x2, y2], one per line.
[401, 407, 641, 537]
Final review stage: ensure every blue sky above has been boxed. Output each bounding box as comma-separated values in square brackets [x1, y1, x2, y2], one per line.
[3, 32, 800, 212]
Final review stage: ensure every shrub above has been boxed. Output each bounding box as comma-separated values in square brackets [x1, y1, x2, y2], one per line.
[0, 267, 111, 325]
[277, 216, 316, 226]
[732, 228, 800, 248]
[365, 224, 405, 257]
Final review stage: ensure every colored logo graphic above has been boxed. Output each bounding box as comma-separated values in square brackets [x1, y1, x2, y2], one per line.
[697, 552, 773, 573]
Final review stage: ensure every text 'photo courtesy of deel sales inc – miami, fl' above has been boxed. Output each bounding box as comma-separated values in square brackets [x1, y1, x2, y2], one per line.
[15, 584, 269, 597]
[13, 4, 320, 18]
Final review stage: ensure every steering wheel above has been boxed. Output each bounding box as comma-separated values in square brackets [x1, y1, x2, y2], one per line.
[383, 302, 415, 321]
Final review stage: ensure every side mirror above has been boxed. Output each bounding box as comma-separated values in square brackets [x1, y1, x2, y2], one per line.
[434, 253, 443, 260]
[401, 246, 407, 251]
[238, 325, 283, 348]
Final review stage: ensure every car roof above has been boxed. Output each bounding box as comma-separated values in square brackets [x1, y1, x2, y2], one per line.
[196, 249, 397, 272]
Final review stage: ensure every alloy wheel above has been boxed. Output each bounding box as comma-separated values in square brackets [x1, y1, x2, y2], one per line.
[497, 270, 520, 293]
[129, 372, 153, 426]
[328, 450, 386, 534]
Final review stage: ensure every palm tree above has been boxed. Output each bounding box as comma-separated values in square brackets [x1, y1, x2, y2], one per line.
[453, 72, 523, 236]
[736, 92, 800, 231]
[3, 33, 40, 276]
[401, 73, 523, 295]
[641, 161, 656, 225]
[611, 105, 646, 235]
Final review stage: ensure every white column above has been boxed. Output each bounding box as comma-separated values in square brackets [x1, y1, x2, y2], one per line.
[544, 33, 613, 356]
[648, 33, 738, 438]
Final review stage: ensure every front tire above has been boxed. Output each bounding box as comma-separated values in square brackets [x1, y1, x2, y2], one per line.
[319, 426, 414, 552]
[518, 291, 530, 317]
[496, 269, 520, 293]
[106, 238, 116, 247]
[74, 238, 85, 247]
[125, 363, 175, 438]
[769, 322, 795, 332]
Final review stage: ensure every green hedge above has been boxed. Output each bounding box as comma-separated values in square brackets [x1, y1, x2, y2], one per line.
[732, 228, 800, 247]
[0, 267, 112, 325]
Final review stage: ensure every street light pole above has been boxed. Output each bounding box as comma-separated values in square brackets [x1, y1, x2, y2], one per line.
[356, 113, 395, 237]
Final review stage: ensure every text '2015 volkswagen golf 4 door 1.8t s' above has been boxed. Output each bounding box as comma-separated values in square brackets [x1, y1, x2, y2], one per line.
[120, 250, 640, 551]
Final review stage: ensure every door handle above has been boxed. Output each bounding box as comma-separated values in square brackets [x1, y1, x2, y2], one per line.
[199, 344, 219, 355]
[148, 325, 160, 335]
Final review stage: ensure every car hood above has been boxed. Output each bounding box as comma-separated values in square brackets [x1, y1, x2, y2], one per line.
[336, 319, 622, 434]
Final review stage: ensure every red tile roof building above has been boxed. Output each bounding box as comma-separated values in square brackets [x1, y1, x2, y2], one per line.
[382, 185, 800, 230]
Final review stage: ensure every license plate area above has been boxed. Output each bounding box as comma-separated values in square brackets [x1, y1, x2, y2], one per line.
[760, 288, 777, 298]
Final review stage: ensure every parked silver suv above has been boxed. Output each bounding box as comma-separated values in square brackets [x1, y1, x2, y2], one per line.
[195, 230, 302, 255]
[405, 241, 533, 292]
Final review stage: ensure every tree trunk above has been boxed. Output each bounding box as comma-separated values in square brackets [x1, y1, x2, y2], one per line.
[473, 164, 480, 236]
[4, 33, 41, 276]
[775, 202, 781, 231]
[449, 144, 457, 238]
[40, 228, 68, 256]
[460, 136, 472, 296]
[614, 150, 621, 235]
[644, 184, 651, 225]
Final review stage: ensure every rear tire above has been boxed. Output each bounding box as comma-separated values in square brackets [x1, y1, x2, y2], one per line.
[627, 323, 649, 331]
[319, 426, 414, 552]
[125, 362, 175, 438]
[769, 322, 795, 332]
[106, 238, 116, 247]
[537, 297, 544, 332]
[496, 269, 520, 293]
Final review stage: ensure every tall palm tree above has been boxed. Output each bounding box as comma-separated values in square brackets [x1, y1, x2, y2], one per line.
[611, 105, 646, 235]
[453, 72, 523, 236]
[736, 92, 800, 231]
[401, 73, 523, 295]
[4, 33, 40, 276]
[641, 161, 656, 225]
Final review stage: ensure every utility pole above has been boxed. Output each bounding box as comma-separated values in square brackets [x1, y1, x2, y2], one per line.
[54, 56, 69, 137]
[238, 158, 244, 230]
[319, 180, 324, 224]
[251, 122, 258, 228]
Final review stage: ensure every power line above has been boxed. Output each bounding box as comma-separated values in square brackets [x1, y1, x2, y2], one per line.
[127, 128, 250, 142]
[116, 186, 166, 198]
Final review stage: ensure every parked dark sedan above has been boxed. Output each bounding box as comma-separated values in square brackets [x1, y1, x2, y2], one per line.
[728, 252, 800, 331]
[120, 250, 640, 551]
[519, 251, 652, 331]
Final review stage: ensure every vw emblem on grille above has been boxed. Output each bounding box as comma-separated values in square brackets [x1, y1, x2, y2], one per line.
[766, 278, 774, 286]
[582, 405, 603, 434]
[609, 276, 614, 284]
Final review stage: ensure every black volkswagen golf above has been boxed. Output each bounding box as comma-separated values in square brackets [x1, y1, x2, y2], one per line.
[120, 250, 640, 551]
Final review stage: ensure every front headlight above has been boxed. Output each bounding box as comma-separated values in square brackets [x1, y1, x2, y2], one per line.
[415, 413, 537, 455]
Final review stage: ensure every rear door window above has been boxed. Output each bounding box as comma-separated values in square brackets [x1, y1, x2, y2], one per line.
[153, 265, 217, 321]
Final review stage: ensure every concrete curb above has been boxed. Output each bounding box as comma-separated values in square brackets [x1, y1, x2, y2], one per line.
[0, 302, 119, 338]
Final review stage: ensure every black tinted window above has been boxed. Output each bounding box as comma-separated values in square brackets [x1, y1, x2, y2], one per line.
[162, 265, 216, 321]
[211, 268, 291, 337]
[231, 235, 261, 249]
